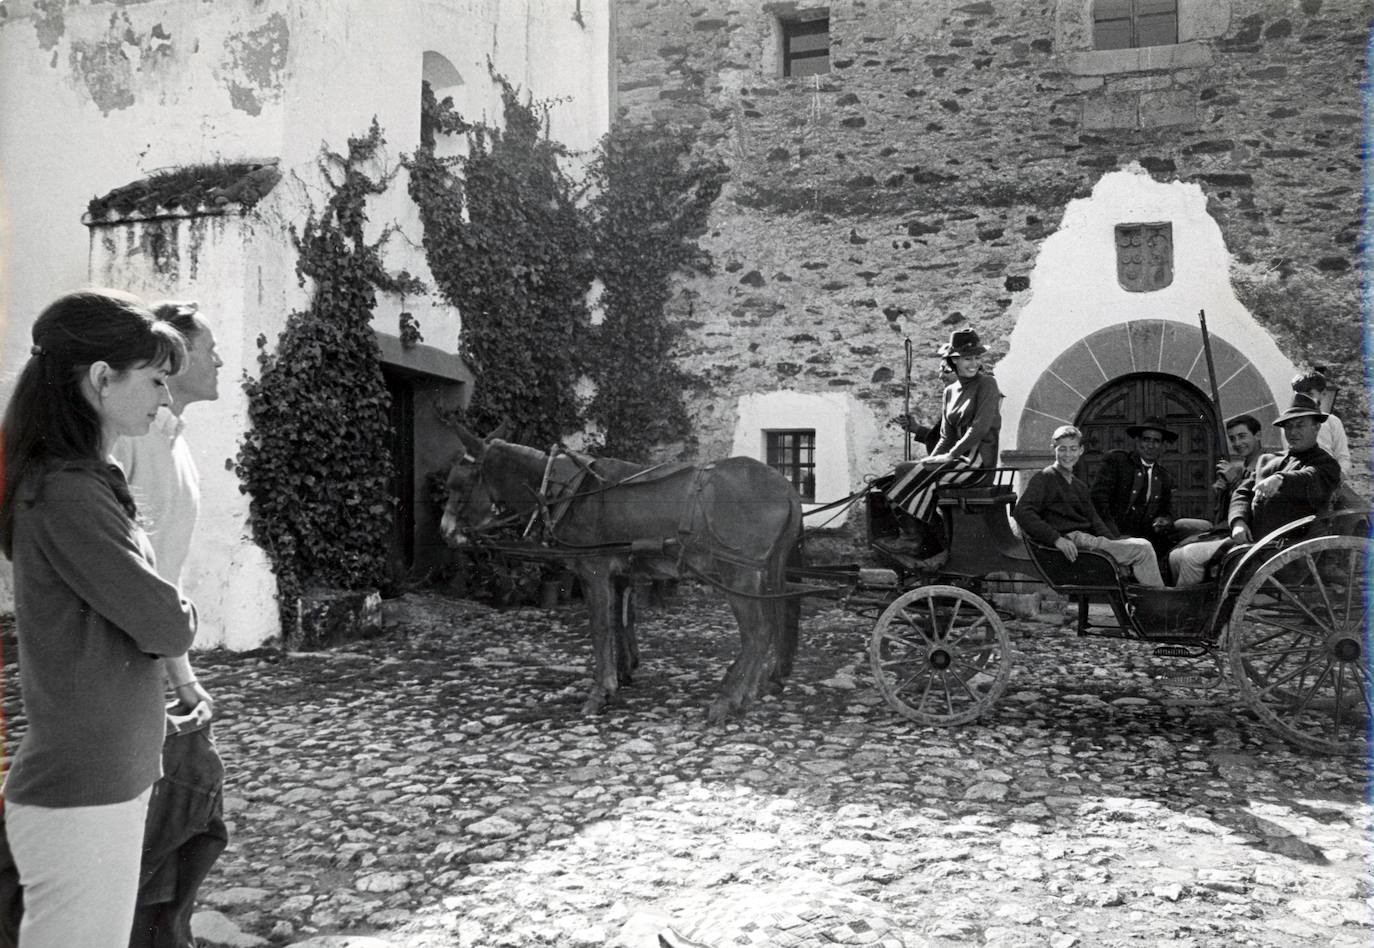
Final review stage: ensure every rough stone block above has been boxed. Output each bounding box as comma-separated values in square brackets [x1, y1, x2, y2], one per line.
[1156, 320, 1201, 374]
[1180, 0, 1233, 41]
[1216, 362, 1279, 422]
[1139, 89, 1198, 128]
[1127, 319, 1167, 372]
[1023, 371, 1089, 429]
[1066, 42, 1211, 77]
[1068, 331, 1127, 385]
[1081, 92, 1138, 130]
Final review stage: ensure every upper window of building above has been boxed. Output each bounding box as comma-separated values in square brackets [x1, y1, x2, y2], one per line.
[1092, 0, 1178, 50]
[781, 13, 830, 78]
[766, 429, 817, 502]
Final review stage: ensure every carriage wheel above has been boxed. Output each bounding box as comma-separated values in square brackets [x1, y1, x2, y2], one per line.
[868, 584, 1011, 725]
[1227, 535, 1372, 757]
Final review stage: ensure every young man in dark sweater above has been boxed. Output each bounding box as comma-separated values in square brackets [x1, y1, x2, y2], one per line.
[1013, 425, 1164, 587]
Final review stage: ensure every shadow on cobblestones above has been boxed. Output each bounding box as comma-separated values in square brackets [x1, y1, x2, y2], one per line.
[3, 587, 1370, 947]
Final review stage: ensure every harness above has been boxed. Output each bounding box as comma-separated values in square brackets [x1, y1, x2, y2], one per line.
[456, 444, 808, 599]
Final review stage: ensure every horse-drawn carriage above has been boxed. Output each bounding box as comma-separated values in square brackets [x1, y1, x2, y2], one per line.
[811, 470, 1371, 758]
[441, 427, 1370, 758]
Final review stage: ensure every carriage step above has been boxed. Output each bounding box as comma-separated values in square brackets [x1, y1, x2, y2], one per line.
[1154, 672, 1223, 690]
[1152, 644, 1212, 660]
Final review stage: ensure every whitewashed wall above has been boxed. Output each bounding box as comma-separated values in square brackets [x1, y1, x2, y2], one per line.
[998, 165, 1299, 452]
[0, 0, 611, 645]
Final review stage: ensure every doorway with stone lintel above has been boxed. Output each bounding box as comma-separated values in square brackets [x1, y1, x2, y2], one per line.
[1076, 372, 1217, 522]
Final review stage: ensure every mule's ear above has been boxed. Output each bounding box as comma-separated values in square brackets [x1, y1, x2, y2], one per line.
[488, 419, 513, 443]
[436, 402, 485, 455]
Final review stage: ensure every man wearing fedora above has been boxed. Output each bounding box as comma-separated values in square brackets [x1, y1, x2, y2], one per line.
[1168, 393, 1340, 585]
[1231, 393, 1342, 537]
[1089, 415, 1195, 561]
[878, 328, 1001, 565]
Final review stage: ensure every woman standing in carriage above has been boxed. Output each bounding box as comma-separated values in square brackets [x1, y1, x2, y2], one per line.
[879, 328, 1002, 564]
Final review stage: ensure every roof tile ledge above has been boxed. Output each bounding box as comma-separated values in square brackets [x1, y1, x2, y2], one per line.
[83, 160, 281, 227]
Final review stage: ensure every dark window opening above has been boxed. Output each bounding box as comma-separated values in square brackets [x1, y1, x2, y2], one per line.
[1093, 0, 1178, 50]
[766, 430, 816, 502]
[782, 14, 830, 77]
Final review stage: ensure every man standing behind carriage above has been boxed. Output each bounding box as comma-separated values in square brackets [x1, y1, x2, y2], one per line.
[878, 329, 1002, 566]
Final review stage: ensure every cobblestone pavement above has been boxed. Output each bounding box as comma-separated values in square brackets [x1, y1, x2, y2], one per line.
[5, 587, 1371, 947]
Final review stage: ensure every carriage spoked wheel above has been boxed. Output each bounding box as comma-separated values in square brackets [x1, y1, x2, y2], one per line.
[868, 584, 1011, 725]
[1227, 534, 1372, 757]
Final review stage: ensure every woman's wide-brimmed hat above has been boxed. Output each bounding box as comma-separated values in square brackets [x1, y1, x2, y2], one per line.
[937, 329, 987, 358]
[1125, 415, 1179, 443]
[1272, 392, 1328, 426]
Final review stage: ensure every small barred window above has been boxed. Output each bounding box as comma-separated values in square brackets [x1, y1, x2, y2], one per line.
[766, 429, 817, 501]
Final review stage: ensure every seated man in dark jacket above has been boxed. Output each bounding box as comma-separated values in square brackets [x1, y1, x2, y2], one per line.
[1229, 394, 1342, 541]
[1167, 394, 1340, 585]
[1089, 415, 1207, 559]
[1014, 425, 1164, 587]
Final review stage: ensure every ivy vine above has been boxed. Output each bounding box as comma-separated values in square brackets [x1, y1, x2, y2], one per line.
[235, 121, 424, 633]
[408, 77, 590, 447]
[231, 88, 726, 624]
[408, 77, 724, 461]
[583, 124, 726, 459]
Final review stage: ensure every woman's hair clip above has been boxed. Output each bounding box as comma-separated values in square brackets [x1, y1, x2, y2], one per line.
[29, 344, 44, 357]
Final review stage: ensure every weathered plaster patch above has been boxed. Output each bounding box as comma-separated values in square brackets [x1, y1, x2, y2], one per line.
[65, 11, 175, 115]
[141, 221, 177, 277]
[221, 12, 288, 115]
[227, 82, 262, 115]
[32, 0, 65, 52]
[69, 35, 136, 114]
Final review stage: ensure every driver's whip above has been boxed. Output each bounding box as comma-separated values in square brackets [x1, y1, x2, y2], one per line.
[1198, 309, 1229, 489]
[903, 337, 913, 461]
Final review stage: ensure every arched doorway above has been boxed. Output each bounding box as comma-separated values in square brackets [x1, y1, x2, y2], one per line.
[1076, 373, 1218, 522]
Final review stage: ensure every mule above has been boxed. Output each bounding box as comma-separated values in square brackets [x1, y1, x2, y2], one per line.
[439, 424, 802, 722]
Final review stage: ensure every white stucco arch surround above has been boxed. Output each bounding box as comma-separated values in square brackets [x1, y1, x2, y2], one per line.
[997, 166, 1299, 455]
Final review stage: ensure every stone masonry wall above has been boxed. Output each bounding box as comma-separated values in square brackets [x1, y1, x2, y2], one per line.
[612, 0, 1367, 490]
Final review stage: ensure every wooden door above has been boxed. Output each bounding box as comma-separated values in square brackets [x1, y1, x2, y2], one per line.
[1076, 374, 1218, 522]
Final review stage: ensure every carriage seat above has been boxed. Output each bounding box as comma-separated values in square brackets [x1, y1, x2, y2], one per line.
[1023, 540, 1123, 593]
[936, 482, 1015, 509]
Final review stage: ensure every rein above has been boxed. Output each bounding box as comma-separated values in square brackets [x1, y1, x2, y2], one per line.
[452, 442, 826, 601]
[462, 442, 671, 550]
[460, 444, 779, 570]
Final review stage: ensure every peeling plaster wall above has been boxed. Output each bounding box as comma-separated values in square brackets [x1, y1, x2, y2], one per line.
[90, 211, 280, 650]
[0, 0, 611, 639]
[0, 0, 294, 615]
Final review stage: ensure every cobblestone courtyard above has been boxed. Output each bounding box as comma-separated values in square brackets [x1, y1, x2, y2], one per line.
[5, 586, 1371, 946]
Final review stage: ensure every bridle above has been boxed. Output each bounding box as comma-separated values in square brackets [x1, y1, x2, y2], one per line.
[444, 447, 508, 540]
